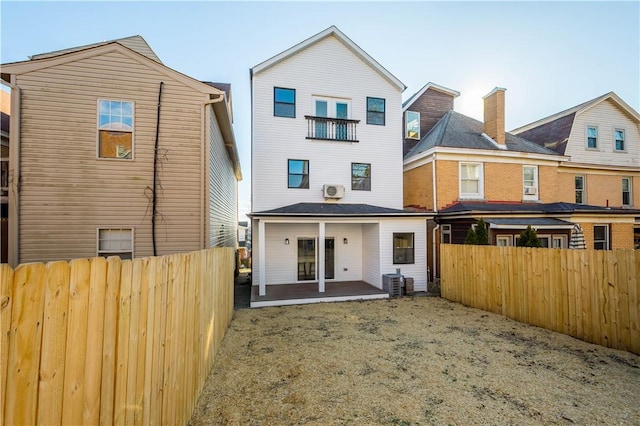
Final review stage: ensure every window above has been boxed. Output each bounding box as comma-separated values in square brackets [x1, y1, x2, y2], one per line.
[552, 235, 567, 248]
[496, 235, 513, 246]
[97, 228, 133, 259]
[288, 159, 309, 189]
[393, 233, 414, 264]
[575, 175, 585, 204]
[523, 166, 538, 200]
[593, 225, 609, 250]
[622, 177, 632, 206]
[538, 235, 551, 248]
[351, 163, 371, 191]
[441, 225, 451, 244]
[615, 129, 625, 151]
[405, 111, 420, 139]
[459, 163, 484, 199]
[366, 97, 385, 125]
[313, 97, 350, 140]
[274, 87, 295, 118]
[98, 100, 133, 159]
[586, 126, 597, 149]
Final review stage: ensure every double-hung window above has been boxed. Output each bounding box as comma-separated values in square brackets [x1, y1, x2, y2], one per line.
[523, 166, 539, 200]
[586, 126, 598, 149]
[459, 163, 484, 199]
[366, 97, 385, 125]
[593, 225, 609, 250]
[97, 228, 133, 259]
[351, 163, 371, 191]
[393, 233, 414, 264]
[98, 100, 133, 159]
[622, 177, 632, 206]
[575, 175, 585, 204]
[274, 87, 295, 118]
[288, 159, 309, 189]
[405, 111, 420, 139]
[614, 129, 625, 151]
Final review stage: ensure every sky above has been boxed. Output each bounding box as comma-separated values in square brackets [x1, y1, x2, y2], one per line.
[2, 1, 639, 222]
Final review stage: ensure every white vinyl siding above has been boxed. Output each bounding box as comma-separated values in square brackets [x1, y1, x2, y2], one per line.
[362, 223, 380, 287]
[252, 35, 403, 212]
[566, 99, 640, 167]
[208, 106, 238, 248]
[15, 50, 208, 262]
[379, 219, 427, 292]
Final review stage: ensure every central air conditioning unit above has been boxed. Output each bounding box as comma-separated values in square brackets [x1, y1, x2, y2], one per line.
[524, 186, 538, 195]
[323, 184, 345, 199]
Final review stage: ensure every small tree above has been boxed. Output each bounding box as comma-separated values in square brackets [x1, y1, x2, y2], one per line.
[475, 218, 489, 245]
[517, 225, 542, 247]
[464, 227, 478, 245]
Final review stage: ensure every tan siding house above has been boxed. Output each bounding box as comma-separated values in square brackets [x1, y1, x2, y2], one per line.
[1, 36, 241, 266]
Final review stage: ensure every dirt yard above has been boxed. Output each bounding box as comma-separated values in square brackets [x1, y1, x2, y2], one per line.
[189, 297, 640, 425]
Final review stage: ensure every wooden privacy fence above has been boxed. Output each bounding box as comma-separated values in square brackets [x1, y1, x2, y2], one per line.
[441, 245, 640, 355]
[1, 247, 235, 425]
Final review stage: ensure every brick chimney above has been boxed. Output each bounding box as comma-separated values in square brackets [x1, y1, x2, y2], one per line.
[482, 87, 506, 145]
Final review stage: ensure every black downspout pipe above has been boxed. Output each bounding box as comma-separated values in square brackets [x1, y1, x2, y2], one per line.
[152, 82, 164, 256]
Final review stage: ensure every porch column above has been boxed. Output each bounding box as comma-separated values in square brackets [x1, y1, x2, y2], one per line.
[318, 221, 325, 293]
[258, 219, 266, 296]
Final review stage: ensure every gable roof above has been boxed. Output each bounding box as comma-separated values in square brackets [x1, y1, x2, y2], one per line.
[251, 26, 405, 92]
[1, 39, 242, 180]
[511, 92, 640, 155]
[404, 110, 559, 159]
[28, 35, 163, 64]
[403, 82, 460, 111]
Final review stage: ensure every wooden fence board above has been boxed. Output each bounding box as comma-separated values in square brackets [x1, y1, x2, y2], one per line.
[113, 260, 133, 425]
[100, 257, 122, 426]
[630, 252, 640, 354]
[84, 257, 108, 425]
[0, 264, 14, 423]
[61, 259, 92, 425]
[125, 258, 143, 426]
[37, 261, 71, 425]
[134, 258, 150, 426]
[617, 251, 630, 351]
[4, 264, 46, 426]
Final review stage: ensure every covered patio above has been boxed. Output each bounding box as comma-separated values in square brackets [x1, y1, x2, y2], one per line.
[250, 280, 389, 308]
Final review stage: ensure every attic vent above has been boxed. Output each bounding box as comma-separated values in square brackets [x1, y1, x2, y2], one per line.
[323, 184, 344, 199]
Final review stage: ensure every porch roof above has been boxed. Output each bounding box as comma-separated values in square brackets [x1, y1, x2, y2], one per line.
[438, 202, 640, 215]
[250, 203, 434, 218]
[484, 218, 575, 230]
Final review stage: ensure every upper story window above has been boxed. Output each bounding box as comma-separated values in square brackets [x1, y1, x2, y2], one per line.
[98, 228, 133, 259]
[586, 126, 598, 149]
[575, 175, 585, 204]
[351, 163, 371, 191]
[459, 163, 484, 199]
[306, 97, 358, 142]
[614, 129, 625, 151]
[393, 233, 414, 264]
[366, 97, 385, 125]
[288, 159, 309, 189]
[523, 165, 539, 200]
[274, 87, 295, 118]
[405, 111, 420, 139]
[98, 100, 133, 159]
[622, 177, 632, 206]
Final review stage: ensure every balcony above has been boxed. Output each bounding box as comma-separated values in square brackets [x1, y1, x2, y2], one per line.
[305, 116, 359, 142]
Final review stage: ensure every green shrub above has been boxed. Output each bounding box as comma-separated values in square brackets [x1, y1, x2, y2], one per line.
[517, 225, 542, 247]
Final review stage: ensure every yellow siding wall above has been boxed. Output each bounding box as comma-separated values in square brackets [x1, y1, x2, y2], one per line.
[403, 163, 432, 210]
[435, 160, 459, 209]
[612, 223, 634, 249]
[484, 163, 521, 201]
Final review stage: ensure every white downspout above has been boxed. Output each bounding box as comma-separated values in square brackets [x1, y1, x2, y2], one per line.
[431, 153, 438, 281]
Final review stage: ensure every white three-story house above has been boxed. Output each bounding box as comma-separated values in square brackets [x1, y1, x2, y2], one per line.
[250, 26, 431, 307]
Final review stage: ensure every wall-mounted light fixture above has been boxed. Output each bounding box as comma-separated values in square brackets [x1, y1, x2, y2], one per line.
[343, 238, 348, 244]
[285, 238, 290, 245]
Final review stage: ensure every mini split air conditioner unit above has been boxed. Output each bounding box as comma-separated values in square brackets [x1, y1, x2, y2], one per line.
[323, 184, 345, 199]
[524, 187, 538, 195]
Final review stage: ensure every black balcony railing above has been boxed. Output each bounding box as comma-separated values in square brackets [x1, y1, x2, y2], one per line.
[305, 116, 359, 142]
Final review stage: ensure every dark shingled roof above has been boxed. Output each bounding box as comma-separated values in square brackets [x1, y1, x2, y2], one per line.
[514, 112, 575, 155]
[405, 110, 558, 159]
[251, 203, 431, 217]
[483, 218, 574, 227]
[439, 202, 640, 215]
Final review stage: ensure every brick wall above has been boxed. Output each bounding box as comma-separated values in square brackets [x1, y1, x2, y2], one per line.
[403, 163, 433, 210]
[612, 223, 634, 249]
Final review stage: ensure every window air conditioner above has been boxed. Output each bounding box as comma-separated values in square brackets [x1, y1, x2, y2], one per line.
[524, 187, 537, 195]
[323, 184, 345, 199]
